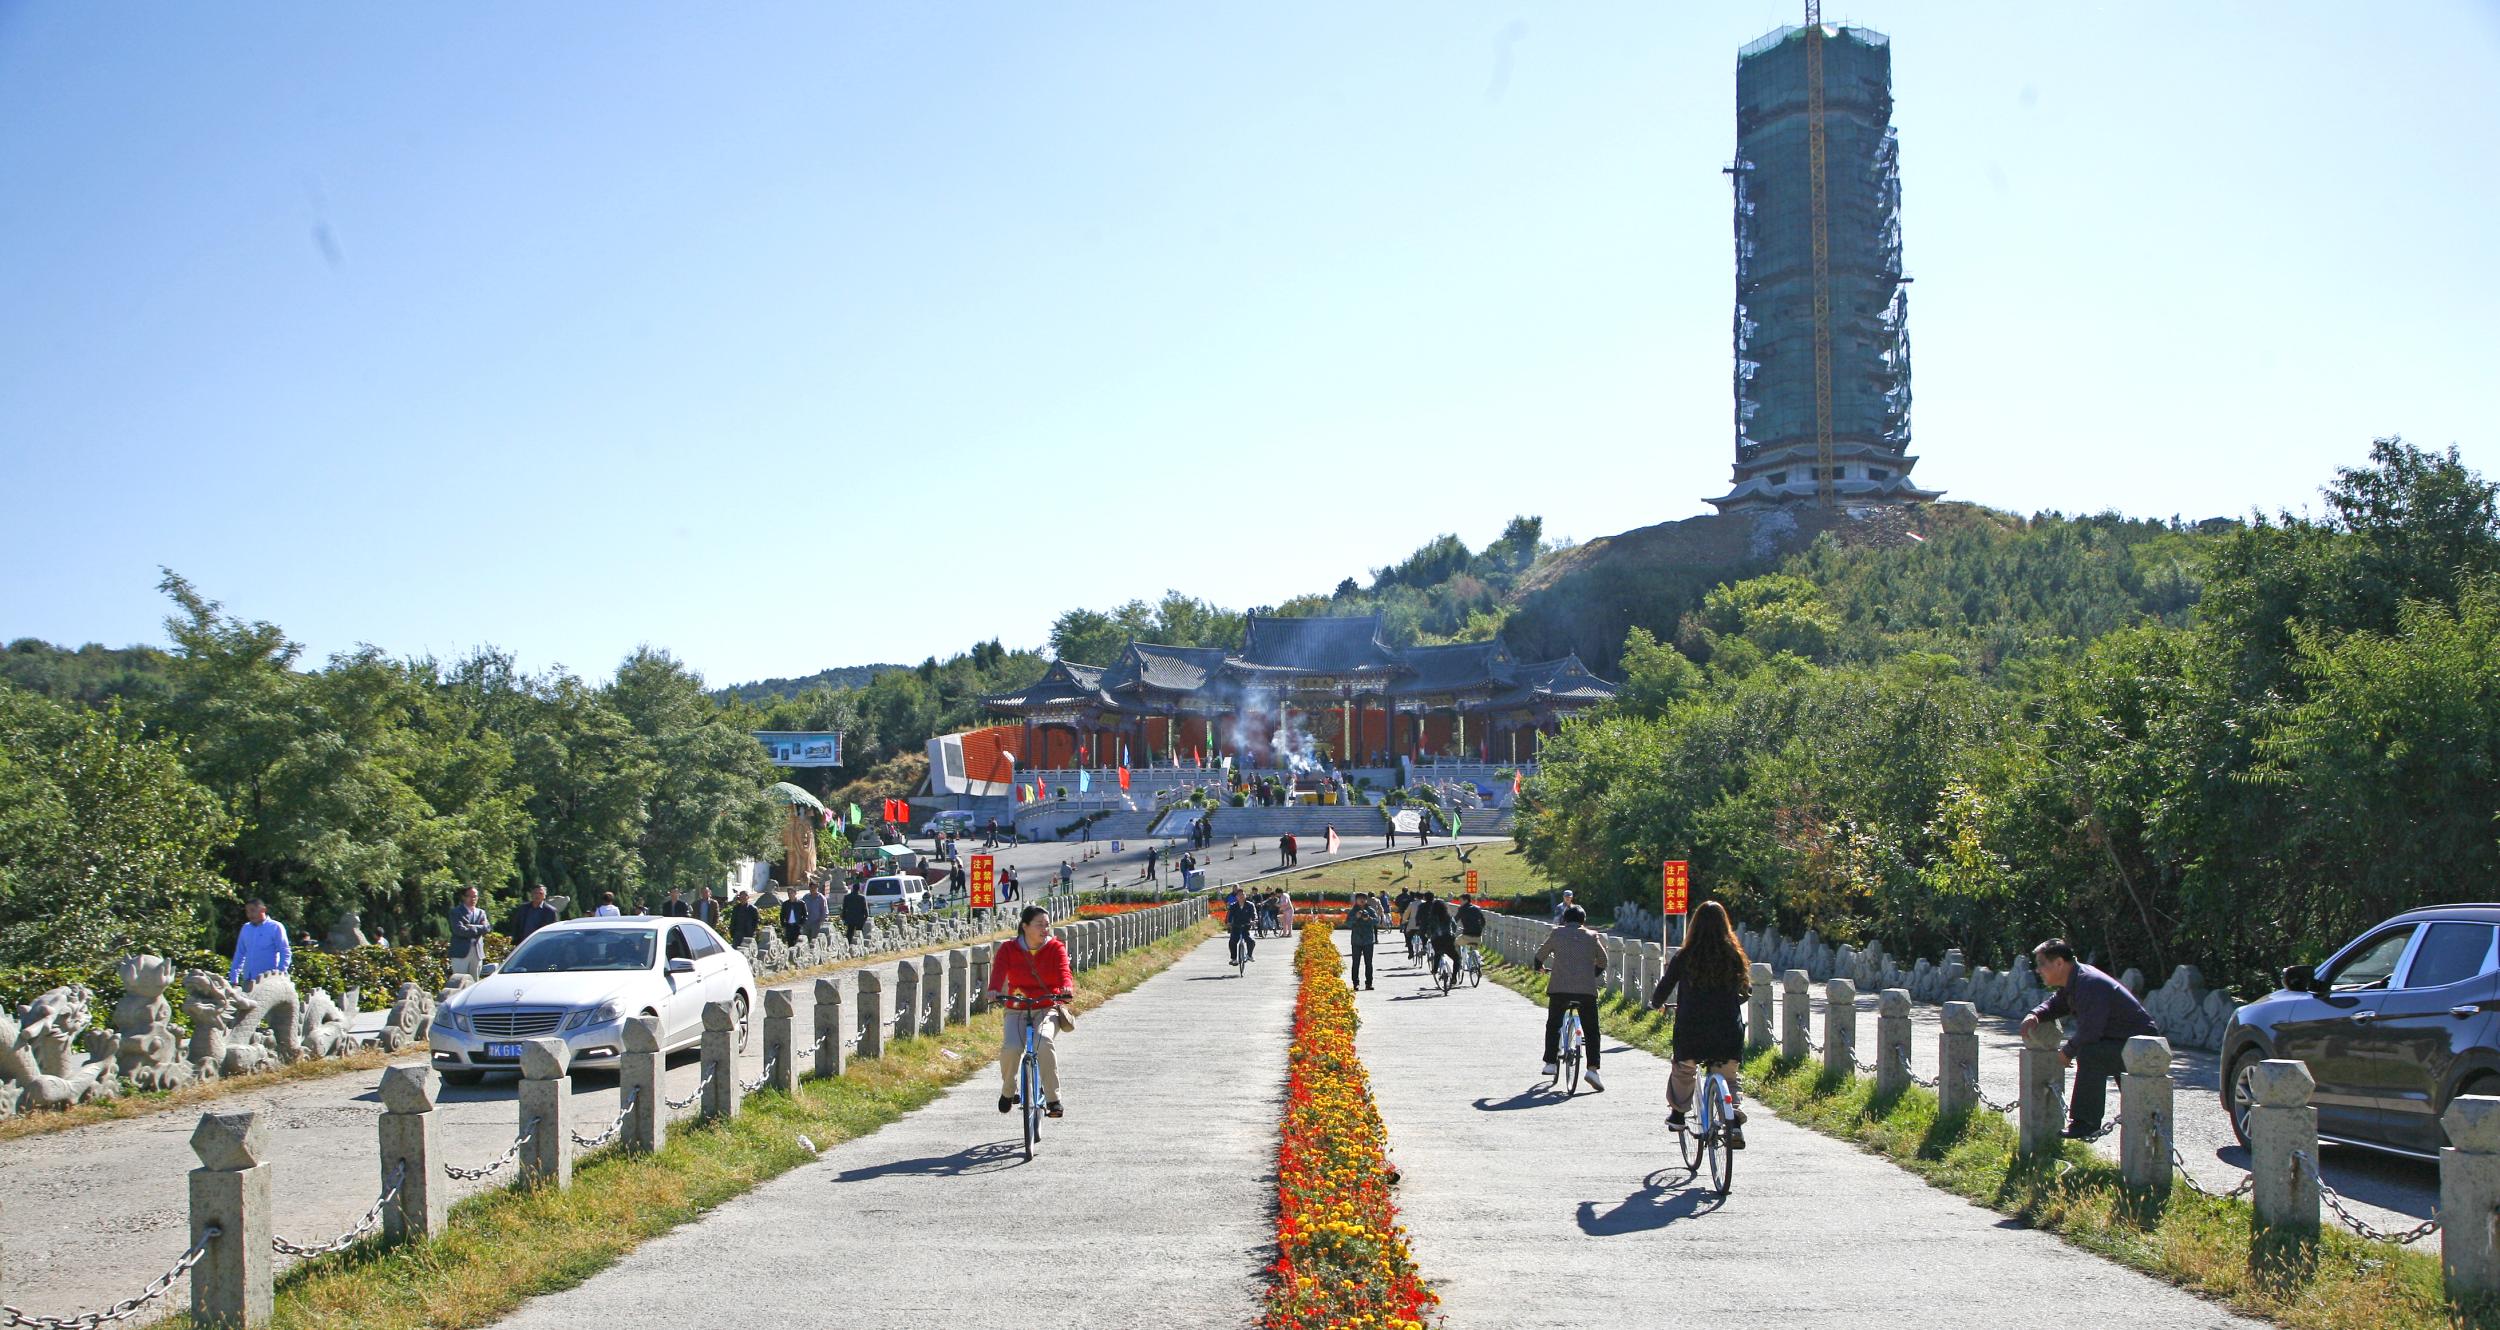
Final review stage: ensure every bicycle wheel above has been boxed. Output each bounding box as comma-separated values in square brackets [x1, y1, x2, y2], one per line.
[1020, 1048, 1041, 1161]
[1705, 1080, 1734, 1196]
[1437, 955, 1454, 995]
[1467, 952, 1482, 987]
[1675, 1109, 1703, 1171]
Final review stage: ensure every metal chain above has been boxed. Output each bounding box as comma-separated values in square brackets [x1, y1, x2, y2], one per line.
[2168, 1132, 2255, 1201]
[0, 1225, 220, 1330]
[273, 1162, 406, 1257]
[739, 1056, 776, 1095]
[1891, 1044, 1940, 1090]
[443, 1119, 536, 1182]
[1966, 1069, 2020, 1115]
[2296, 1150, 2443, 1245]
[665, 1073, 710, 1112]
[570, 1090, 638, 1150]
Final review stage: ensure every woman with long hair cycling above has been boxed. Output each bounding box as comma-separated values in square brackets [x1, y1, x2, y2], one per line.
[1648, 899, 1751, 1147]
[987, 904, 1075, 1119]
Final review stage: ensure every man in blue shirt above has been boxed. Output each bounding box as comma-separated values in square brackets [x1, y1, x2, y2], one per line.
[228, 899, 292, 988]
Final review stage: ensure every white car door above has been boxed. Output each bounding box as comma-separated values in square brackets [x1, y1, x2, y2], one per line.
[660, 925, 708, 1047]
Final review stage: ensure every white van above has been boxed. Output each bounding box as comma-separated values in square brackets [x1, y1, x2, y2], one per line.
[919, 810, 979, 838]
[861, 874, 928, 917]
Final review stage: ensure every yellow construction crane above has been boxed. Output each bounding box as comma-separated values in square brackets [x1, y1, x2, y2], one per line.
[1804, 0, 1835, 506]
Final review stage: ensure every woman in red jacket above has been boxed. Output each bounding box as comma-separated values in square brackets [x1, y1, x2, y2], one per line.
[989, 905, 1075, 1117]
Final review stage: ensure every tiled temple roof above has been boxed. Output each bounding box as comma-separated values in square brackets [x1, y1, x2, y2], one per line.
[1388, 640, 1514, 697]
[1235, 614, 1401, 674]
[1102, 643, 1229, 693]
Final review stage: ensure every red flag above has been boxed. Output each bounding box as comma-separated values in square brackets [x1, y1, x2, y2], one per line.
[1118, 766, 1131, 791]
[1036, 777, 1047, 800]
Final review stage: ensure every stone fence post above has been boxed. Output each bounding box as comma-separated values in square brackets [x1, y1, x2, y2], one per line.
[376, 1066, 444, 1243]
[1782, 970, 1811, 1060]
[892, 962, 920, 1046]
[813, 978, 845, 1079]
[2443, 1096, 2500, 1302]
[948, 948, 969, 1026]
[2246, 1059, 2319, 1232]
[763, 989, 799, 1095]
[621, 1016, 665, 1153]
[189, 1111, 272, 1329]
[2119, 1035, 2172, 1193]
[700, 1001, 740, 1123]
[857, 969, 884, 1059]
[971, 944, 993, 1016]
[1822, 979, 1857, 1077]
[1938, 1002, 1980, 1118]
[1875, 989, 1911, 1097]
[518, 1039, 573, 1188]
[1746, 962, 1774, 1053]
[2017, 1020, 2063, 1158]
[920, 954, 944, 1036]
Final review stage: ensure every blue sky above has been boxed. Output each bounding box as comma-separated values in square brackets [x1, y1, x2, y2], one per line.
[4, 2, 2495, 686]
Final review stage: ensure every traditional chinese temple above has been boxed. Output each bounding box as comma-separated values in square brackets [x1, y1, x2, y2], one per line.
[980, 614, 1616, 770]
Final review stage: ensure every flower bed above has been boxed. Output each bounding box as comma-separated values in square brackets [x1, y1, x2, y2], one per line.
[1266, 922, 1436, 1330]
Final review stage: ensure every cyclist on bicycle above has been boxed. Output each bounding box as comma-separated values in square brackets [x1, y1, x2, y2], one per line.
[1415, 891, 1460, 984]
[1648, 899, 1750, 1147]
[1532, 904, 1608, 1091]
[1455, 895, 1487, 972]
[988, 905, 1075, 1119]
[1224, 888, 1259, 963]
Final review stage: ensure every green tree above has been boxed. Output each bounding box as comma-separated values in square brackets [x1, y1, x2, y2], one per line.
[606, 649, 778, 895]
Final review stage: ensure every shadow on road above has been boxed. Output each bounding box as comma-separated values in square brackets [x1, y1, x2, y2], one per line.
[1574, 1168, 1726, 1235]
[1472, 1085, 1572, 1113]
[834, 1140, 1027, 1182]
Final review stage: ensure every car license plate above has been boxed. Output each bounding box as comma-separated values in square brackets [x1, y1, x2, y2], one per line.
[486, 1042, 525, 1059]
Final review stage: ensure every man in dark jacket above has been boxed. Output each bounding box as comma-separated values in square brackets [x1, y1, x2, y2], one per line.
[1346, 893, 1382, 990]
[661, 887, 691, 918]
[448, 887, 492, 980]
[693, 886, 721, 930]
[509, 884, 559, 945]
[777, 885, 808, 949]
[2021, 938, 2161, 1138]
[729, 890, 760, 947]
[841, 884, 869, 944]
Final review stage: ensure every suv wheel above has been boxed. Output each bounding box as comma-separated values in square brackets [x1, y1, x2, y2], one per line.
[2224, 1046, 2260, 1149]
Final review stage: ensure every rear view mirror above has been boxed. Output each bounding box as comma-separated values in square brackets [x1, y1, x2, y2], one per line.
[2283, 963, 2319, 994]
[480, 964, 499, 980]
[667, 957, 696, 976]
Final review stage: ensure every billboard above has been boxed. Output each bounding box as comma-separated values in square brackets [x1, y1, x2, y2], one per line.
[756, 731, 844, 768]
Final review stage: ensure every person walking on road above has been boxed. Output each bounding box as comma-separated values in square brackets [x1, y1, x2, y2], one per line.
[840, 882, 869, 945]
[693, 886, 720, 930]
[2020, 938, 2161, 1139]
[594, 892, 622, 918]
[1532, 905, 1608, 1091]
[228, 898, 292, 988]
[1550, 890, 1576, 925]
[661, 887, 690, 918]
[1650, 899, 1752, 1147]
[988, 905, 1075, 1119]
[447, 886, 491, 981]
[730, 889, 760, 947]
[1145, 845, 1159, 882]
[804, 879, 830, 940]
[1347, 893, 1381, 990]
[777, 885, 807, 949]
[510, 884, 559, 944]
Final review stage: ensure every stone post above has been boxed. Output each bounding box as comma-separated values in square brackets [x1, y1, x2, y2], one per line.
[1939, 1002, 1980, 1117]
[892, 962, 920, 1046]
[2119, 1035, 2173, 1193]
[763, 989, 799, 1095]
[376, 1066, 444, 1243]
[620, 1016, 665, 1153]
[947, 948, 969, 1025]
[1644, 943, 1664, 1005]
[1782, 969, 1812, 1060]
[971, 944, 993, 1016]
[1746, 962, 1774, 1053]
[920, 953, 944, 1036]
[1875, 989, 1911, 1097]
[518, 1039, 573, 1188]
[1822, 979, 1857, 1077]
[857, 969, 884, 1059]
[813, 978, 845, 1079]
[188, 1112, 272, 1328]
[2442, 1096, 2500, 1301]
[2017, 1019, 2064, 1158]
[700, 1001, 740, 1123]
[2246, 1059, 2319, 1233]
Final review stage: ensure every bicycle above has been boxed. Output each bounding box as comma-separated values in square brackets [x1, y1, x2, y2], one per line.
[1432, 945, 1456, 995]
[996, 993, 1067, 1162]
[1671, 1064, 1740, 1197]
[1230, 932, 1252, 977]
[1461, 940, 1483, 988]
[1557, 1006, 1584, 1095]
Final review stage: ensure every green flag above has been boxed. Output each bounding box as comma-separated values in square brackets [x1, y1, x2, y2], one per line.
[847, 802, 862, 828]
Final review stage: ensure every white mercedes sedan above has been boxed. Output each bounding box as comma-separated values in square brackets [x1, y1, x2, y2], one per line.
[430, 917, 757, 1083]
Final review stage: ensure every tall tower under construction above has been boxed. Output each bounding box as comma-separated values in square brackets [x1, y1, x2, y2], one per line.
[1707, 13, 1937, 513]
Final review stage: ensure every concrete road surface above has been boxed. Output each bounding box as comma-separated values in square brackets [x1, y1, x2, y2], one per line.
[1350, 939, 2266, 1330]
[498, 934, 1291, 1330]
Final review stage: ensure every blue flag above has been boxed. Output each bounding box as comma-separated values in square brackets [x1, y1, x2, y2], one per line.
[1079, 768, 1091, 793]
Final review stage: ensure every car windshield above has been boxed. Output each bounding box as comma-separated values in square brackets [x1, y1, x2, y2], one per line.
[500, 928, 657, 973]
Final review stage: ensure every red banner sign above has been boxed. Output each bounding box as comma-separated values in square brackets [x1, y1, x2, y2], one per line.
[1465, 868, 1479, 896]
[968, 854, 996, 910]
[1662, 860, 1690, 919]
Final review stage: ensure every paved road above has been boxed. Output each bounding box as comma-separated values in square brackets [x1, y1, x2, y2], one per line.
[1349, 940, 2266, 1330]
[929, 830, 1501, 900]
[499, 933, 1290, 1330]
[1795, 985, 2438, 1247]
[0, 937, 988, 1326]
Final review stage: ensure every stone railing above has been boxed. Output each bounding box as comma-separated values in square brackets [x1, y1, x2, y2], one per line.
[3, 898, 1205, 1329]
[1480, 911, 2499, 1306]
[1605, 906, 2241, 1052]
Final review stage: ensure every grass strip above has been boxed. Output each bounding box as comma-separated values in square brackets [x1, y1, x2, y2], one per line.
[1480, 954, 2486, 1330]
[0, 929, 1020, 1146]
[153, 920, 1216, 1330]
[1265, 923, 1437, 1330]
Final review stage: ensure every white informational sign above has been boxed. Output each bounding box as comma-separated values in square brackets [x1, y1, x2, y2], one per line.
[1392, 810, 1422, 835]
[756, 730, 844, 767]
